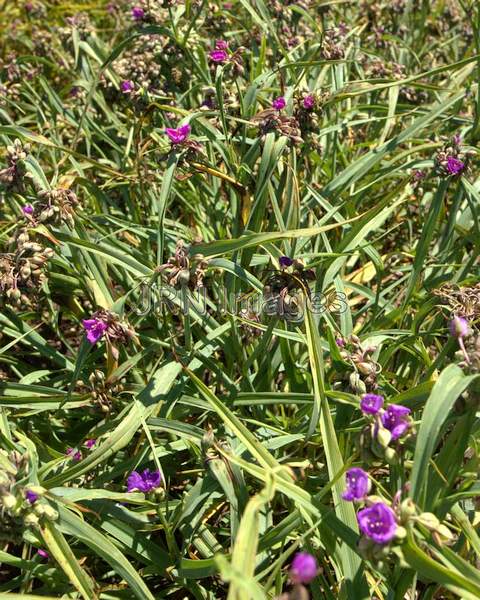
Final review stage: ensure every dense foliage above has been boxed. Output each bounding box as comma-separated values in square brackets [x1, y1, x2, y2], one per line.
[1, 0, 480, 598]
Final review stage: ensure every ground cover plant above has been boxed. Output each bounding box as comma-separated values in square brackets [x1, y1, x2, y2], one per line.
[1, 0, 480, 598]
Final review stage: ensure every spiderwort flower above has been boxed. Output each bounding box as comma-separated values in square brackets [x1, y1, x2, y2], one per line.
[25, 490, 38, 504]
[303, 94, 315, 109]
[84, 439, 96, 449]
[37, 549, 49, 559]
[290, 552, 318, 584]
[272, 96, 286, 111]
[209, 49, 229, 63]
[131, 6, 145, 20]
[342, 467, 370, 501]
[446, 156, 465, 175]
[357, 502, 397, 544]
[381, 404, 410, 440]
[360, 393, 384, 415]
[279, 256, 294, 268]
[215, 39, 229, 50]
[120, 80, 134, 94]
[165, 124, 191, 144]
[22, 204, 34, 215]
[67, 448, 82, 461]
[449, 315, 469, 339]
[82, 317, 108, 345]
[127, 468, 162, 493]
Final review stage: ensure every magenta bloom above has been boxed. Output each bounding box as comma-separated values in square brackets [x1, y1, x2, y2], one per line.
[381, 404, 410, 440]
[449, 315, 469, 338]
[82, 317, 108, 345]
[446, 156, 465, 175]
[279, 256, 293, 268]
[25, 490, 38, 504]
[215, 39, 229, 50]
[357, 502, 397, 544]
[127, 468, 162, 493]
[342, 467, 370, 502]
[22, 204, 34, 215]
[303, 94, 315, 109]
[84, 439, 96, 449]
[121, 80, 134, 93]
[67, 448, 82, 461]
[131, 6, 145, 20]
[209, 49, 228, 63]
[290, 552, 318, 584]
[37, 549, 49, 559]
[165, 124, 191, 144]
[272, 96, 286, 110]
[335, 337, 345, 347]
[360, 393, 384, 415]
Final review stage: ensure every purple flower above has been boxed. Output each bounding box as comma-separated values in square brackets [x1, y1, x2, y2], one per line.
[360, 393, 384, 415]
[37, 549, 49, 559]
[279, 256, 293, 268]
[82, 317, 108, 345]
[215, 39, 229, 51]
[303, 94, 315, 109]
[357, 502, 397, 544]
[131, 6, 145, 20]
[449, 315, 469, 339]
[290, 552, 318, 584]
[381, 404, 410, 440]
[127, 468, 162, 493]
[120, 80, 134, 94]
[165, 124, 191, 144]
[272, 96, 286, 111]
[25, 490, 38, 504]
[67, 448, 82, 461]
[84, 439, 96, 449]
[446, 156, 465, 175]
[335, 337, 345, 347]
[22, 204, 34, 215]
[342, 467, 370, 502]
[413, 169, 425, 180]
[209, 49, 229, 63]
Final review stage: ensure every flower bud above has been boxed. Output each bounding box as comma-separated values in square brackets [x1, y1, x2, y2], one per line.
[417, 512, 440, 530]
[24, 513, 40, 527]
[2, 493, 17, 509]
[376, 426, 392, 448]
[43, 505, 58, 521]
[399, 498, 417, 521]
[384, 447, 398, 464]
[394, 525, 407, 540]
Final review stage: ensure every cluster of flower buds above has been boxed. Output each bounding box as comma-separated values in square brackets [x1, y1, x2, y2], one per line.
[77, 369, 125, 413]
[251, 107, 303, 145]
[157, 240, 209, 291]
[0, 450, 56, 543]
[320, 25, 348, 60]
[0, 139, 31, 193]
[358, 393, 413, 464]
[363, 58, 405, 80]
[58, 13, 94, 44]
[433, 283, 480, 321]
[23, 188, 79, 227]
[434, 134, 470, 177]
[262, 256, 315, 322]
[1, 228, 54, 308]
[113, 34, 164, 95]
[208, 40, 245, 76]
[82, 309, 137, 348]
[337, 335, 381, 393]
